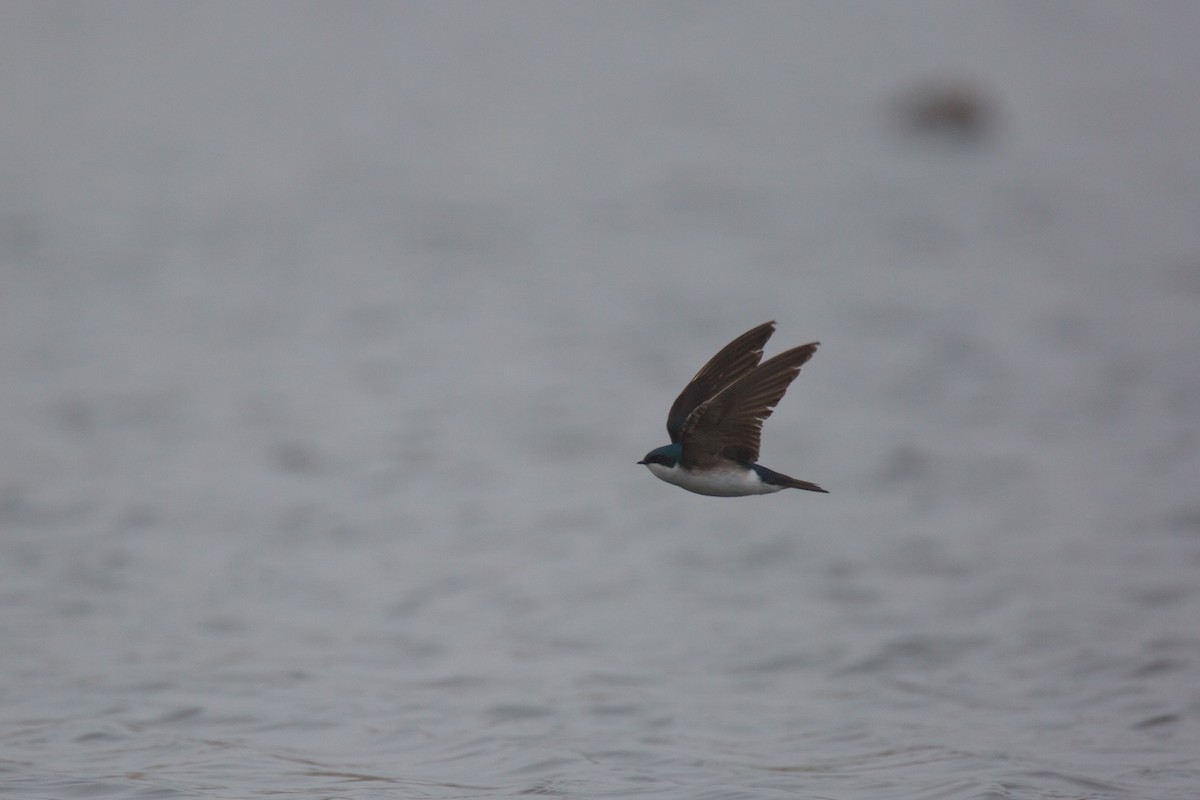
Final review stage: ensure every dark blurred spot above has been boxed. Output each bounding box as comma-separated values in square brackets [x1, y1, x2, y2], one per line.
[897, 82, 996, 144]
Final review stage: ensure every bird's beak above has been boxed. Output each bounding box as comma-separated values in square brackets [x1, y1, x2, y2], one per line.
[636, 460, 647, 465]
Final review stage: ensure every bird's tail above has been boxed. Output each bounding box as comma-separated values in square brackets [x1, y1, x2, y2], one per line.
[781, 476, 829, 493]
[752, 464, 828, 493]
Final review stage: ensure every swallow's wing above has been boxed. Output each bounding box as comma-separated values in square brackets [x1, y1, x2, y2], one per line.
[665, 321, 775, 444]
[680, 342, 818, 466]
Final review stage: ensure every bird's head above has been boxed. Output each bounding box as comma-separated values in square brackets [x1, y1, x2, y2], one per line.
[637, 443, 682, 468]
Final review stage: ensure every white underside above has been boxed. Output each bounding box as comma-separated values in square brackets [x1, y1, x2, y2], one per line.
[645, 462, 783, 497]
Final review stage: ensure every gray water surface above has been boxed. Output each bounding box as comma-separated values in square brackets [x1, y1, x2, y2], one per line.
[3, 4, 1199, 798]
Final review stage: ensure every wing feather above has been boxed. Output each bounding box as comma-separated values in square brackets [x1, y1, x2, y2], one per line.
[680, 342, 818, 466]
[665, 321, 775, 443]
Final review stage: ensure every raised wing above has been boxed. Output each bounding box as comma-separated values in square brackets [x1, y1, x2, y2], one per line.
[666, 321, 775, 443]
[680, 342, 818, 466]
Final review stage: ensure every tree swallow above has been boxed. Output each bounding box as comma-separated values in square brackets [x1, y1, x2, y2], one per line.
[639, 321, 828, 496]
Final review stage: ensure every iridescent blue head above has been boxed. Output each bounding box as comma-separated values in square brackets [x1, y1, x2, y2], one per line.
[637, 443, 682, 467]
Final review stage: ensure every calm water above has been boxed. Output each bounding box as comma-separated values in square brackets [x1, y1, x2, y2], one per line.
[3, 4, 1199, 798]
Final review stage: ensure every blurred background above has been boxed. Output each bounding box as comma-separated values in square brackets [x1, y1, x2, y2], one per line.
[2, 3, 1198, 798]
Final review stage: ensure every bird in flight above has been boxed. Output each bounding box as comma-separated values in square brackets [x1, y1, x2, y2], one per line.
[638, 321, 827, 496]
